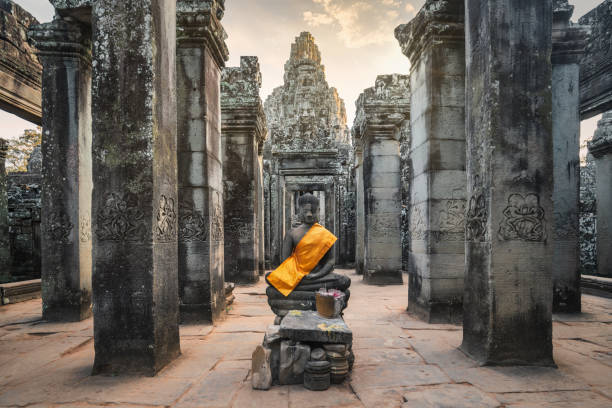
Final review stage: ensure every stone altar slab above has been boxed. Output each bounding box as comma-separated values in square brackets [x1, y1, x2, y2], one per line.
[279, 310, 352, 344]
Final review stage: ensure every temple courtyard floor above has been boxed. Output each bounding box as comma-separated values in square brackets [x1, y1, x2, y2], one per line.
[0, 269, 611, 408]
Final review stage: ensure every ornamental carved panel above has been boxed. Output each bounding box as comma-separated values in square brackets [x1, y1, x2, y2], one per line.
[155, 195, 177, 242]
[498, 193, 547, 242]
[96, 192, 146, 242]
[45, 211, 73, 244]
[178, 201, 208, 242]
[79, 216, 91, 243]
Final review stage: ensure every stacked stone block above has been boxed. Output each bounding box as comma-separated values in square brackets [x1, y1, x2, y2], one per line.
[395, 0, 465, 323]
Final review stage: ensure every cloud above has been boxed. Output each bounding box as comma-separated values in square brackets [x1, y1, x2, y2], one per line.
[405, 3, 416, 14]
[303, 0, 417, 48]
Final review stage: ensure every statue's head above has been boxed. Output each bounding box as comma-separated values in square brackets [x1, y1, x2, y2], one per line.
[298, 193, 319, 226]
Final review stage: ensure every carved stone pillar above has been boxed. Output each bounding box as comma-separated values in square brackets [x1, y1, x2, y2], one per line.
[588, 112, 612, 277]
[395, 0, 466, 323]
[462, 0, 554, 365]
[29, 17, 93, 322]
[0, 139, 8, 275]
[221, 56, 267, 284]
[176, 0, 228, 322]
[551, 0, 589, 312]
[354, 143, 365, 275]
[353, 75, 410, 285]
[257, 142, 266, 275]
[90, 0, 180, 375]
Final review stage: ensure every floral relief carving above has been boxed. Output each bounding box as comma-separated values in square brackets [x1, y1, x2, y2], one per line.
[156, 195, 177, 242]
[498, 194, 547, 242]
[96, 192, 145, 242]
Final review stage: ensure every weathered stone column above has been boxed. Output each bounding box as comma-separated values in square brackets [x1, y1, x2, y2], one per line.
[0, 139, 8, 275]
[177, 0, 228, 322]
[221, 56, 267, 284]
[551, 0, 589, 312]
[462, 0, 554, 365]
[353, 75, 409, 285]
[588, 112, 612, 277]
[257, 143, 266, 275]
[354, 143, 365, 275]
[29, 17, 93, 322]
[395, 0, 466, 323]
[91, 0, 180, 375]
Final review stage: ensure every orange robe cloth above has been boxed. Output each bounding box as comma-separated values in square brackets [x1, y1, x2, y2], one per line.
[267, 223, 337, 297]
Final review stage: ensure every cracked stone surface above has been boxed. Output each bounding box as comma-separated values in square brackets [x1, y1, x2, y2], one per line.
[0, 269, 611, 407]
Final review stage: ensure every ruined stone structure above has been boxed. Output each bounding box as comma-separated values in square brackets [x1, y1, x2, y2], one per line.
[580, 154, 597, 275]
[0, 138, 8, 277]
[264, 32, 353, 268]
[588, 112, 612, 277]
[221, 56, 267, 284]
[579, 0, 612, 119]
[353, 74, 410, 285]
[29, 15, 93, 322]
[551, 0, 589, 312]
[176, 0, 228, 323]
[395, 0, 466, 323]
[462, 0, 554, 365]
[0, 0, 41, 124]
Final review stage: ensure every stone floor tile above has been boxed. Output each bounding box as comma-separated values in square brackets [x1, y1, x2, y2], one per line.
[288, 383, 363, 407]
[554, 345, 612, 388]
[445, 366, 590, 393]
[231, 383, 289, 408]
[405, 331, 478, 369]
[352, 386, 406, 408]
[495, 390, 612, 408]
[350, 364, 450, 389]
[174, 366, 246, 408]
[401, 384, 500, 408]
[351, 335, 412, 350]
[353, 348, 423, 366]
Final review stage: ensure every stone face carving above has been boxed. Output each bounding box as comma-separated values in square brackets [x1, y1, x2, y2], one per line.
[96, 192, 146, 242]
[498, 194, 547, 242]
[265, 32, 350, 153]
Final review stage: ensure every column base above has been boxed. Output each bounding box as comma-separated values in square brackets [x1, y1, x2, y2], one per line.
[92, 346, 180, 377]
[363, 269, 403, 285]
[43, 305, 92, 322]
[407, 298, 462, 325]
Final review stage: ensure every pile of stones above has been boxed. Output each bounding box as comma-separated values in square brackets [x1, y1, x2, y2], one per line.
[252, 310, 354, 391]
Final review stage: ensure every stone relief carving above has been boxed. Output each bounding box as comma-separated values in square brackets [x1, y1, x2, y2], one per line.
[79, 216, 91, 243]
[155, 195, 177, 242]
[179, 201, 208, 242]
[210, 204, 224, 242]
[498, 193, 547, 242]
[466, 176, 487, 242]
[96, 192, 146, 242]
[45, 211, 73, 244]
[410, 206, 426, 240]
[439, 199, 466, 233]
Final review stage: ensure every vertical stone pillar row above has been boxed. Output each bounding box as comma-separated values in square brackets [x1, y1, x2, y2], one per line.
[551, 0, 589, 312]
[176, 0, 229, 322]
[462, 0, 554, 365]
[395, 0, 466, 323]
[588, 112, 612, 277]
[90, 0, 180, 375]
[29, 17, 93, 322]
[221, 56, 267, 284]
[0, 139, 8, 275]
[353, 75, 410, 285]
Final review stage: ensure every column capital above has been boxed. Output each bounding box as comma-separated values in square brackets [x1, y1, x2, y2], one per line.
[353, 74, 410, 142]
[394, 0, 464, 66]
[588, 112, 612, 158]
[221, 56, 267, 145]
[552, 20, 590, 65]
[28, 16, 91, 63]
[177, 0, 229, 68]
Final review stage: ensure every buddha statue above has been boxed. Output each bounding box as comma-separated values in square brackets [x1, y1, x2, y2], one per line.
[265, 193, 351, 317]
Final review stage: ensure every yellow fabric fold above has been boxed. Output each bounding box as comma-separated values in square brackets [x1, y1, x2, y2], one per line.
[267, 223, 337, 297]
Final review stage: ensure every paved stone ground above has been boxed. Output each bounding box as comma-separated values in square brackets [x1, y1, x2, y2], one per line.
[0, 269, 611, 407]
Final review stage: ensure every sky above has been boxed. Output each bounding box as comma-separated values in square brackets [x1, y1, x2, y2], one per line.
[2, 0, 604, 158]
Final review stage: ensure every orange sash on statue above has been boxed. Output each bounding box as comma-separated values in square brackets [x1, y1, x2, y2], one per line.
[267, 223, 337, 297]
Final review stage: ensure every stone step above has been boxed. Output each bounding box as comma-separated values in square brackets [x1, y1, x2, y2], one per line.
[581, 275, 612, 298]
[0, 278, 41, 305]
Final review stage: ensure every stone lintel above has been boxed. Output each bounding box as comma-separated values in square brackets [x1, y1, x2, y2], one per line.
[28, 17, 91, 63]
[49, 1, 92, 24]
[588, 112, 612, 158]
[394, 0, 464, 66]
[221, 104, 267, 143]
[552, 24, 590, 65]
[177, 0, 229, 68]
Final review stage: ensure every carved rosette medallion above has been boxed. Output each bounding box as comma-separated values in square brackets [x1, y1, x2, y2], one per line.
[155, 195, 177, 242]
[45, 211, 73, 244]
[178, 201, 208, 242]
[498, 194, 547, 242]
[96, 192, 146, 242]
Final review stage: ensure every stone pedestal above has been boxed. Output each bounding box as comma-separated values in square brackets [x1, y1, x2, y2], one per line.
[29, 17, 93, 322]
[588, 112, 612, 277]
[551, 1, 589, 312]
[221, 56, 267, 284]
[462, 0, 554, 365]
[91, 0, 180, 375]
[0, 139, 8, 276]
[395, 0, 465, 323]
[176, 0, 228, 322]
[353, 75, 409, 285]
